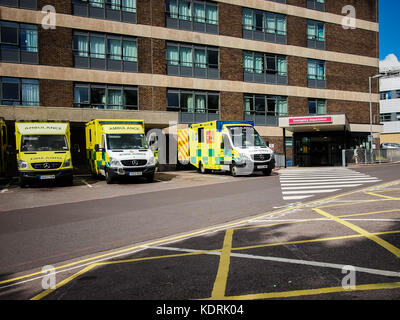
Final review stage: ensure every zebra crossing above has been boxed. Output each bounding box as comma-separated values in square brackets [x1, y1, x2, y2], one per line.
[279, 168, 381, 201]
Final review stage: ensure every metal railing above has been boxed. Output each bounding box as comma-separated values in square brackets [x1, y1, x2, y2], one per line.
[342, 149, 400, 166]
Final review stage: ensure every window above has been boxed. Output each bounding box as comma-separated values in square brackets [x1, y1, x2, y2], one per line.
[242, 8, 286, 44]
[73, 83, 138, 110]
[307, 0, 324, 11]
[380, 91, 395, 100]
[167, 43, 219, 79]
[380, 113, 392, 123]
[0, 21, 38, 64]
[308, 99, 326, 115]
[72, 0, 137, 23]
[307, 20, 325, 50]
[243, 51, 287, 84]
[0, 0, 36, 10]
[166, 0, 218, 34]
[167, 89, 219, 123]
[73, 31, 137, 72]
[244, 94, 287, 126]
[308, 59, 326, 88]
[1, 77, 39, 106]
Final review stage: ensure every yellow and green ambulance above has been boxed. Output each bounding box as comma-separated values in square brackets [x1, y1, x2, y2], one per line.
[15, 122, 74, 187]
[0, 118, 7, 177]
[178, 121, 275, 176]
[85, 119, 156, 183]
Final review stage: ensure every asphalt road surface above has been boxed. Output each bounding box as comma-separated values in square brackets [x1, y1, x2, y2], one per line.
[1, 163, 400, 301]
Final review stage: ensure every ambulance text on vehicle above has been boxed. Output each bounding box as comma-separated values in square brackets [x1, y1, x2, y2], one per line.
[178, 121, 275, 176]
[85, 119, 156, 183]
[15, 122, 73, 187]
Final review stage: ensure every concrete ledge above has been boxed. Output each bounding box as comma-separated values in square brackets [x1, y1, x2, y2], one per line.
[0, 106, 179, 127]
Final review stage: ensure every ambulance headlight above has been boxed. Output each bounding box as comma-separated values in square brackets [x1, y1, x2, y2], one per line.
[62, 159, 71, 167]
[18, 161, 29, 169]
[148, 154, 155, 165]
[239, 153, 250, 162]
[109, 158, 122, 167]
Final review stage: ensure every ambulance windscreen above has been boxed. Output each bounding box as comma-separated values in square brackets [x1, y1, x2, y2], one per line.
[228, 127, 266, 148]
[21, 135, 68, 152]
[106, 134, 148, 150]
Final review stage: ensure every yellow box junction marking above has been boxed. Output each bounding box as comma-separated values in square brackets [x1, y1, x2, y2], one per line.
[8, 178, 400, 300]
[211, 229, 234, 299]
[314, 208, 400, 259]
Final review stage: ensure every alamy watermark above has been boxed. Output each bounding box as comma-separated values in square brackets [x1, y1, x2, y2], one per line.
[41, 265, 56, 290]
[41, 5, 56, 30]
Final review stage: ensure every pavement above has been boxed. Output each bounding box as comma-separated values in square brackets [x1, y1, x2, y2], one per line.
[1, 163, 400, 300]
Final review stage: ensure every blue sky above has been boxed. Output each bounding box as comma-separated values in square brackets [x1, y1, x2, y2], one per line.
[379, 0, 399, 60]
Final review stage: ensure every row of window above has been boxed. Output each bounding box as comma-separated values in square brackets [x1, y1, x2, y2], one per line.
[1, 77, 328, 121]
[73, 31, 138, 72]
[380, 113, 400, 123]
[1, 21, 327, 87]
[380, 90, 400, 101]
[1, 0, 327, 48]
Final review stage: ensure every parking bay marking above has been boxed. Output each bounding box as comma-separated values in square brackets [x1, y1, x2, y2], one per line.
[2, 179, 400, 291]
[32, 242, 400, 301]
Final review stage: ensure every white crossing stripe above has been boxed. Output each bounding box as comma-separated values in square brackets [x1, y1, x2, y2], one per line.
[281, 184, 362, 190]
[279, 168, 381, 201]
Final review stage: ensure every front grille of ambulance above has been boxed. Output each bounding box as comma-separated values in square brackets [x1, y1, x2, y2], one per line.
[121, 159, 148, 167]
[252, 154, 271, 162]
[31, 162, 62, 169]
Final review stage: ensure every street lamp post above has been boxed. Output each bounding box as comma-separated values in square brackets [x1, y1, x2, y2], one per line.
[368, 74, 383, 163]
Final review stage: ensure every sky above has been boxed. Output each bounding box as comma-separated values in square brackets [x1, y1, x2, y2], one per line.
[379, 0, 400, 70]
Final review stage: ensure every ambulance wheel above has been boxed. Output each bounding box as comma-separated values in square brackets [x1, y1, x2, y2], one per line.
[230, 164, 239, 177]
[199, 162, 211, 174]
[145, 173, 155, 183]
[65, 176, 74, 186]
[262, 168, 272, 176]
[105, 169, 114, 184]
[19, 177, 27, 188]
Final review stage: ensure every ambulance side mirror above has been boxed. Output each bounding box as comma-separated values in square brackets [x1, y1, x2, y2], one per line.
[94, 144, 100, 152]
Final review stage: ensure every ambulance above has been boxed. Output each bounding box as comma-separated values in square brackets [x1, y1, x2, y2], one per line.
[15, 122, 74, 187]
[178, 120, 275, 176]
[0, 118, 7, 177]
[85, 119, 156, 183]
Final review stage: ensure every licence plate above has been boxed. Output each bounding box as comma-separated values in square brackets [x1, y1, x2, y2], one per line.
[257, 165, 269, 169]
[40, 175, 56, 180]
[129, 172, 142, 176]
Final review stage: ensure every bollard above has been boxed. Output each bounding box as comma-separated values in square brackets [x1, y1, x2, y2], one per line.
[342, 149, 346, 167]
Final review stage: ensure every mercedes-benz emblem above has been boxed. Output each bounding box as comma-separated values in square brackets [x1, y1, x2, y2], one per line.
[259, 155, 265, 161]
[43, 163, 51, 169]
[132, 160, 138, 166]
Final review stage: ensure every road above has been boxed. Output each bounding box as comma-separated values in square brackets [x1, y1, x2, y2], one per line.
[1, 163, 400, 300]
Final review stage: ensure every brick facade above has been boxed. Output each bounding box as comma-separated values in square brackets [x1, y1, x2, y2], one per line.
[287, 56, 308, 88]
[38, 27, 73, 67]
[220, 92, 243, 121]
[218, 3, 242, 38]
[137, 0, 165, 27]
[220, 47, 243, 81]
[138, 38, 166, 75]
[37, 0, 71, 14]
[326, 62, 379, 93]
[327, 100, 380, 125]
[139, 86, 167, 112]
[287, 15, 307, 48]
[39, 80, 73, 108]
[326, 23, 378, 58]
[325, 0, 378, 23]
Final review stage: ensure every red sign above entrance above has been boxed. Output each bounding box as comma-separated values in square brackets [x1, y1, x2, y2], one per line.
[289, 116, 333, 125]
